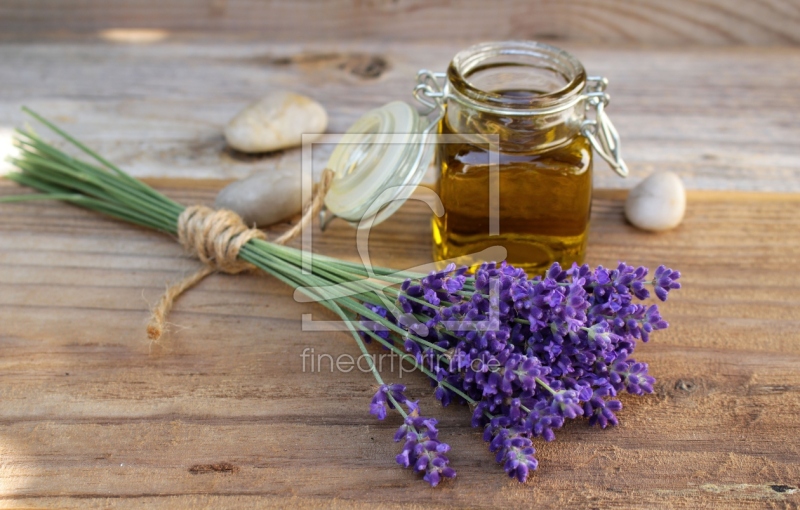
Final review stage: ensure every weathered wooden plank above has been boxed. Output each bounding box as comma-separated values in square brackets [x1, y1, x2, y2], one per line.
[1, 42, 799, 192]
[0, 181, 798, 508]
[2, 0, 800, 46]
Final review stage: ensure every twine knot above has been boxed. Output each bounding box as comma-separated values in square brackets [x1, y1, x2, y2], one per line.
[147, 168, 335, 342]
[177, 205, 266, 274]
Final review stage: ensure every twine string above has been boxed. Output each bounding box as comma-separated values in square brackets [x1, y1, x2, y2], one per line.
[147, 168, 335, 341]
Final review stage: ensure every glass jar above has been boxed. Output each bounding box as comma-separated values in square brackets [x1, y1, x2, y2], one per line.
[433, 41, 616, 274]
[322, 41, 626, 275]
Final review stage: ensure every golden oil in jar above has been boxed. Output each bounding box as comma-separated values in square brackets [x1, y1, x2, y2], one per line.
[434, 117, 592, 275]
[432, 42, 600, 275]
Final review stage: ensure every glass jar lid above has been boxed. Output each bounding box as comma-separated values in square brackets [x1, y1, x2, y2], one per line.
[323, 100, 437, 228]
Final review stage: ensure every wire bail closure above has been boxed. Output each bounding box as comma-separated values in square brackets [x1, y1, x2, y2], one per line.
[413, 70, 448, 116]
[581, 76, 628, 178]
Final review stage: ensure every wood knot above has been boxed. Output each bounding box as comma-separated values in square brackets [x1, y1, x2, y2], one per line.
[338, 54, 389, 79]
[264, 52, 389, 79]
[189, 462, 239, 474]
[675, 379, 697, 393]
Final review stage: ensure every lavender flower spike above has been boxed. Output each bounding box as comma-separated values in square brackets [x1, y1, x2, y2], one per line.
[394, 403, 456, 487]
[369, 384, 408, 420]
[653, 265, 682, 301]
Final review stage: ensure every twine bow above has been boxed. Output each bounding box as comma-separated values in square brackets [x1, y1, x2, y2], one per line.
[147, 168, 335, 341]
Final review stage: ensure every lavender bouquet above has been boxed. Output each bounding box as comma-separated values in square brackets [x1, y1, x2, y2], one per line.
[2, 109, 681, 486]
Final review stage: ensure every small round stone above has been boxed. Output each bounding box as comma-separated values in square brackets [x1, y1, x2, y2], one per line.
[224, 91, 328, 153]
[215, 168, 302, 227]
[624, 171, 686, 232]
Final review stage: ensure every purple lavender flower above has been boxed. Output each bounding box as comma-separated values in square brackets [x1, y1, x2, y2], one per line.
[585, 396, 623, 428]
[526, 404, 564, 442]
[394, 403, 456, 487]
[484, 423, 539, 482]
[610, 356, 655, 395]
[362, 259, 679, 486]
[653, 265, 682, 301]
[369, 384, 408, 420]
[550, 389, 584, 419]
[359, 304, 391, 342]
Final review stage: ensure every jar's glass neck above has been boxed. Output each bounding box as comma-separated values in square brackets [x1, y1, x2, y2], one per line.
[444, 42, 589, 153]
[447, 41, 587, 114]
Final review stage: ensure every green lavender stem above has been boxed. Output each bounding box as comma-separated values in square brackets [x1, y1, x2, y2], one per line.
[0, 108, 472, 401]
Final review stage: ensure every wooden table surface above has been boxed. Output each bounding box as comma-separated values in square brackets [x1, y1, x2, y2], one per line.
[0, 184, 799, 509]
[2, 39, 800, 191]
[1, 35, 800, 509]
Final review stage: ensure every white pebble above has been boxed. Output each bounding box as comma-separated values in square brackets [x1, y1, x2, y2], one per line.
[624, 171, 686, 232]
[215, 167, 302, 227]
[224, 91, 328, 153]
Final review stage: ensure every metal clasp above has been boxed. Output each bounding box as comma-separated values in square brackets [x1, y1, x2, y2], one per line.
[412, 70, 447, 139]
[581, 76, 628, 178]
[413, 70, 447, 116]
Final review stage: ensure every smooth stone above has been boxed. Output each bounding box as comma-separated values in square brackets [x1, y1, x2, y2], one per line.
[224, 91, 328, 153]
[215, 167, 303, 227]
[624, 171, 686, 232]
